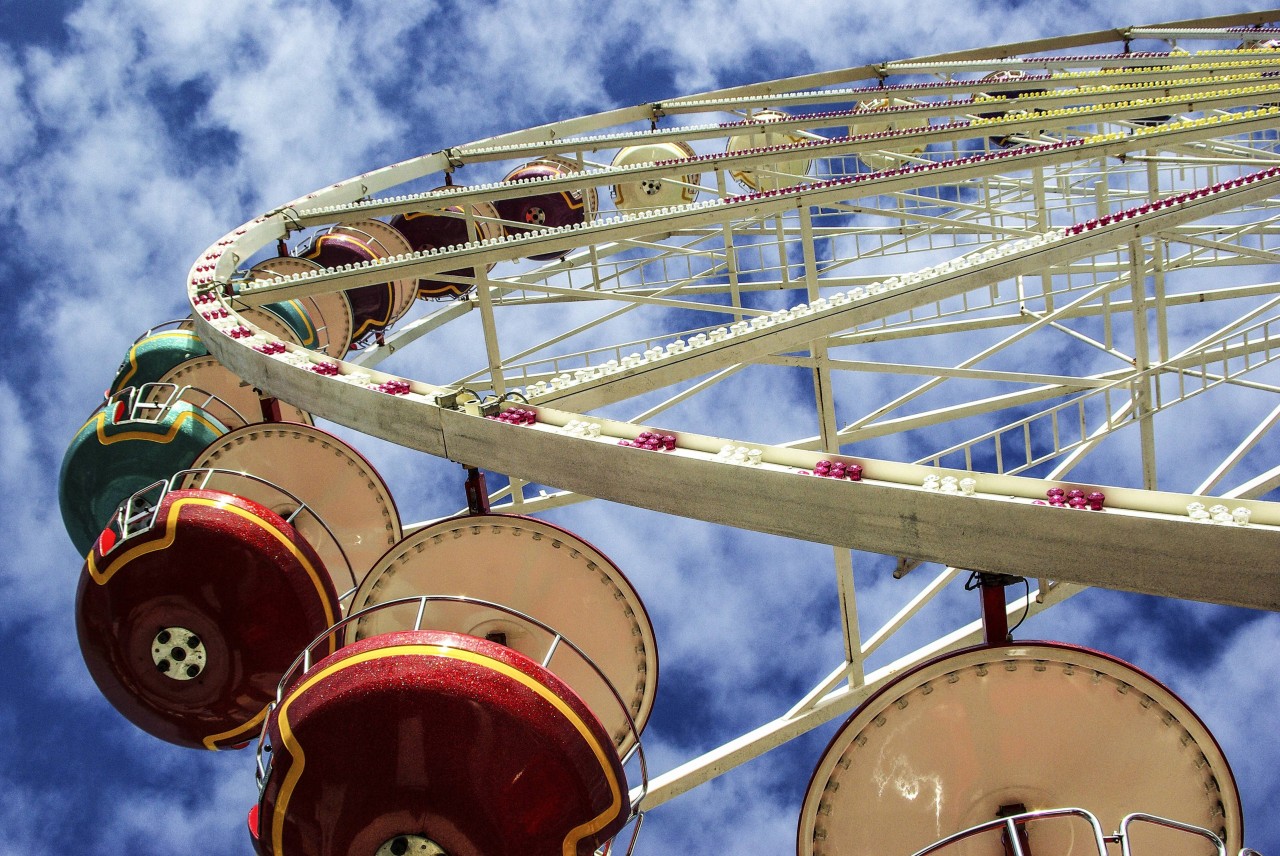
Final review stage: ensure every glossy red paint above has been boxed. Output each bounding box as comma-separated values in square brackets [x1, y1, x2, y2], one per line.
[76, 488, 339, 750]
[255, 629, 629, 856]
[389, 188, 502, 299]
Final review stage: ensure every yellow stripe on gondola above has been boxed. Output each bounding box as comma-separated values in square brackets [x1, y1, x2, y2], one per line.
[202, 702, 270, 752]
[87, 495, 338, 750]
[301, 235, 396, 338]
[347, 283, 397, 339]
[73, 406, 225, 447]
[272, 643, 624, 856]
[280, 300, 318, 348]
[88, 497, 335, 625]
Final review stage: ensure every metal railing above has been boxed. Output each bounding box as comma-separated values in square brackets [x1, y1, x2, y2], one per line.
[95, 467, 355, 590]
[908, 806, 1228, 856]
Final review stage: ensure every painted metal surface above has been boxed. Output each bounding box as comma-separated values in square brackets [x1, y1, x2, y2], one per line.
[797, 642, 1242, 856]
[350, 513, 656, 752]
[247, 256, 353, 356]
[493, 157, 596, 260]
[76, 488, 339, 749]
[724, 108, 813, 191]
[59, 394, 227, 555]
[108, 329, 209, 397]
[254, 629, 627, 856]
[848, 98, 930, 170]
[296, 221, 414, 346]
[188, 422, 402, 591]
[610, 141, 701, 209]
[389, 187, 503, 299]
[157, 355, 310, 426]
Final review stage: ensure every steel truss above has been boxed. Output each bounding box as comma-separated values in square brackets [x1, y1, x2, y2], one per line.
[194, 10, 1280, 822]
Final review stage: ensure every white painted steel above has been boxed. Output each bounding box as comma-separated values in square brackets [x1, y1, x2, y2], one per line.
[184, 10, 1280, 838]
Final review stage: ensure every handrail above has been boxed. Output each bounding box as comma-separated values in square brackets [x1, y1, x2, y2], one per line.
[909, 807, 1107, 856]
[1120, 812, 1227, 856]
[95, 467, 355, 592]
[908, 806, 1229, 856]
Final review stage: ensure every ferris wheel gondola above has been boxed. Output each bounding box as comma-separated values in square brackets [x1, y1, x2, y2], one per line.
[244, 256, 353, 356]
[797, 641, 1242, 856]
[294, 220, 416, 347]
[494, 156, 597, 260]
[251, 625, 635, 856]
[187, 421, 402, 591]
[76, 484, 340, 749]
[59, 385, 231, 555]
[348, 511, 658, 753]
[389, 187, 504, 299]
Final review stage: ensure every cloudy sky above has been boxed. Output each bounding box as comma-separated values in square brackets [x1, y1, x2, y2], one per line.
[4, 0, 1280, 853]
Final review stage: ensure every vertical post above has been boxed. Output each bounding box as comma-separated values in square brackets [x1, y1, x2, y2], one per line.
[468, 207, 507, 398]
[799, 205, 862, 681]
[715, 169, 744, 322]
[258, 394, 284, 423]
[464, 467, 490, 515]
[1032, 166, 1054, 314]
[1129, 239, 1157, 490]
[978, 573, 1012, 646]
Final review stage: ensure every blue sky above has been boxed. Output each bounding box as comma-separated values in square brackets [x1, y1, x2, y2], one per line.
[4, 1, 1280, 853]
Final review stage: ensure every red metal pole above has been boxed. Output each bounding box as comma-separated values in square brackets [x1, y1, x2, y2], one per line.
[980, 576, 1010, 646]
[464, 467, 490, 515]
[257, 394, 284, 423]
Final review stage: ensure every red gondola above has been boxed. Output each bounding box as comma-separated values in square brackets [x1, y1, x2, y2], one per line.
[252, 629, 629, 856]
[77, 487, 340, 750]
[296, 221, 415, 346]
[389, 187, 503, 299]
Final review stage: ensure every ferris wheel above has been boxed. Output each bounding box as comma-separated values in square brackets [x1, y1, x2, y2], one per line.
[60, 9, 1280, 856]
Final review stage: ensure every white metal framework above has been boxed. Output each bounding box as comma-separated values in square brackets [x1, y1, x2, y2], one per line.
[190, 10, 1280, 827]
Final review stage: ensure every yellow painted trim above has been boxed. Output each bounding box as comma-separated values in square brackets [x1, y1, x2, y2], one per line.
[280, 300, 318, 347]
[417, 281, 467, 298]
[302, 235, 396, 338]
[300, 233, 379, 262]
[81, 406, 225, 447]
[202, 701, 269, 751]
[112, 331, 200, 392]
[560, 190, 586, 211]
[88, 495, 338, 750]
[272, 643, 623, 856]
[348, 283, 397, 339]
[88, 498, 335, 628]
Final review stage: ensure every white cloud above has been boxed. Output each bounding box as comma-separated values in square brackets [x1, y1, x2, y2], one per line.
[0, 50, 34, 172]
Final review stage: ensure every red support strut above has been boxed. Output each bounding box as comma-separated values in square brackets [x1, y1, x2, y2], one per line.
[976, 573, 1018, 647]
[464, 467, 490, 515]
[257, 394, 284, 423]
